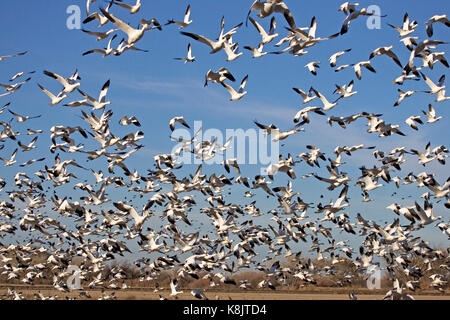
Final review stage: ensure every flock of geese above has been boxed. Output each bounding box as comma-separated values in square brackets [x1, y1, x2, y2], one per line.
[0, 0, 449, 300]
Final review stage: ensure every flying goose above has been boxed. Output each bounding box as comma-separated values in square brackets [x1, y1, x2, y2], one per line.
[334, 80, 357, 99]
[425, 14, 450, 37]
[165, 4, 193, 29]
[421, 73, 446, 96]
[82, 34, 118, 57]
[247, 0, 296, 30]
[405, 115, 423, 130]
[0, 51, 27, 61]
[100, 7, 161, 45]
[243, 43, 268, 58]
[113, 37, 149, 56]
[43, 70, 81, 93]
[388, 13, 418, 37]
[329, 48, 351, 67]
[113, 201, 150, 231]
[180, 30, 226, 54]
[119, 115, 141, 127]
[394, 89, 418, 106]
[223, 42, 243, 61]
[8, 110, 41, 122]
[81, 28, 118, 41]
[422, 104, 442, 123]
[204, 68, 235, 86]
[352, 61, 376, 80]
[191, 289, 208, 300]
[340, 8, 378, 35]
[83, 2, 113, 26]
[169, 116, 190, 131]
[37, 84, 67, 106]
[311, 88, 339, 110]
[0, 148, 18, 166]
[77, 79, 111, 110]
[18, 136, 38, 152]
[174, 43, 195, 63]
[112, 0, 142, 14]
[248, 16, 278, 45]
[369, 46, 402, 67]
[338, 2, 360, 15]
[415, 200, 442, 226]
[9, 71, 35, 82]
[305, 61, 320, 75]
[292, 87, 317, 104]
[220, 75, 248, 101]
[293, 106, 325, 124]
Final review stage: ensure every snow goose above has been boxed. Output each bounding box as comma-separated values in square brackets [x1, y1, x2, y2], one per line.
[305, 61, 320, 75]
[394, 89, 418, 106]
[422, 104, 442, 123]
[334, 80, 357, 99]
[37, 84, 67, 106]
[9, 71, 35, 82]
[248, 16, 278, 45]
[421, 74, 449, 102]
[369, 46, 402, 67]
[8, 109, 41, 122]
[113, 201, 150, 231]
[244, 43, 268, 58]
[0, 77, 31, 92]
[329, 48, 351, 67]
[352, 61, 376, 80]
[0, 148, 17, 166]
[18, 136, 38, 152]
[405, 115, 423, 130]
[311, 88, 338, 110]
[120, 115, 141, 127]
[180, 30, 226, 54]
[340, 8, 378, 35]
[43, 70, 81, 93]
[0, 51, 27, 61]
[165, 4, 192, 29]
[77, 79, 111, 110]
[204, 68, 235, 86]
[83, 34, 118, 57]
[338, 2, 360, 15]
[83, 2, 112, 26]
[247, 0, 296, 30]
[292, 87, 316, 104]
[112, 0, 141, 14]
[425, 14, 450, 37]
[169, 116, 190, 131]
[220, 75, 248, 101]
[174, 43, 195, 63]
[388, 12, 418, 37]
[191, 289, 208, 300]
[100, 7, 160, 45]
[113, 37, 149, 56]
[81, 28, 118, 41]
[415, 200, 442, 226]
[223, 42, 243, 61]
[293, 106, 325, 124]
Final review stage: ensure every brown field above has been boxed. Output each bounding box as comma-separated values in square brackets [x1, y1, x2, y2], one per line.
[1, 285, 448, 300]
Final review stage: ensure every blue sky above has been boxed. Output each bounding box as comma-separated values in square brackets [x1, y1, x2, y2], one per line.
[0, 0, 449, 258]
